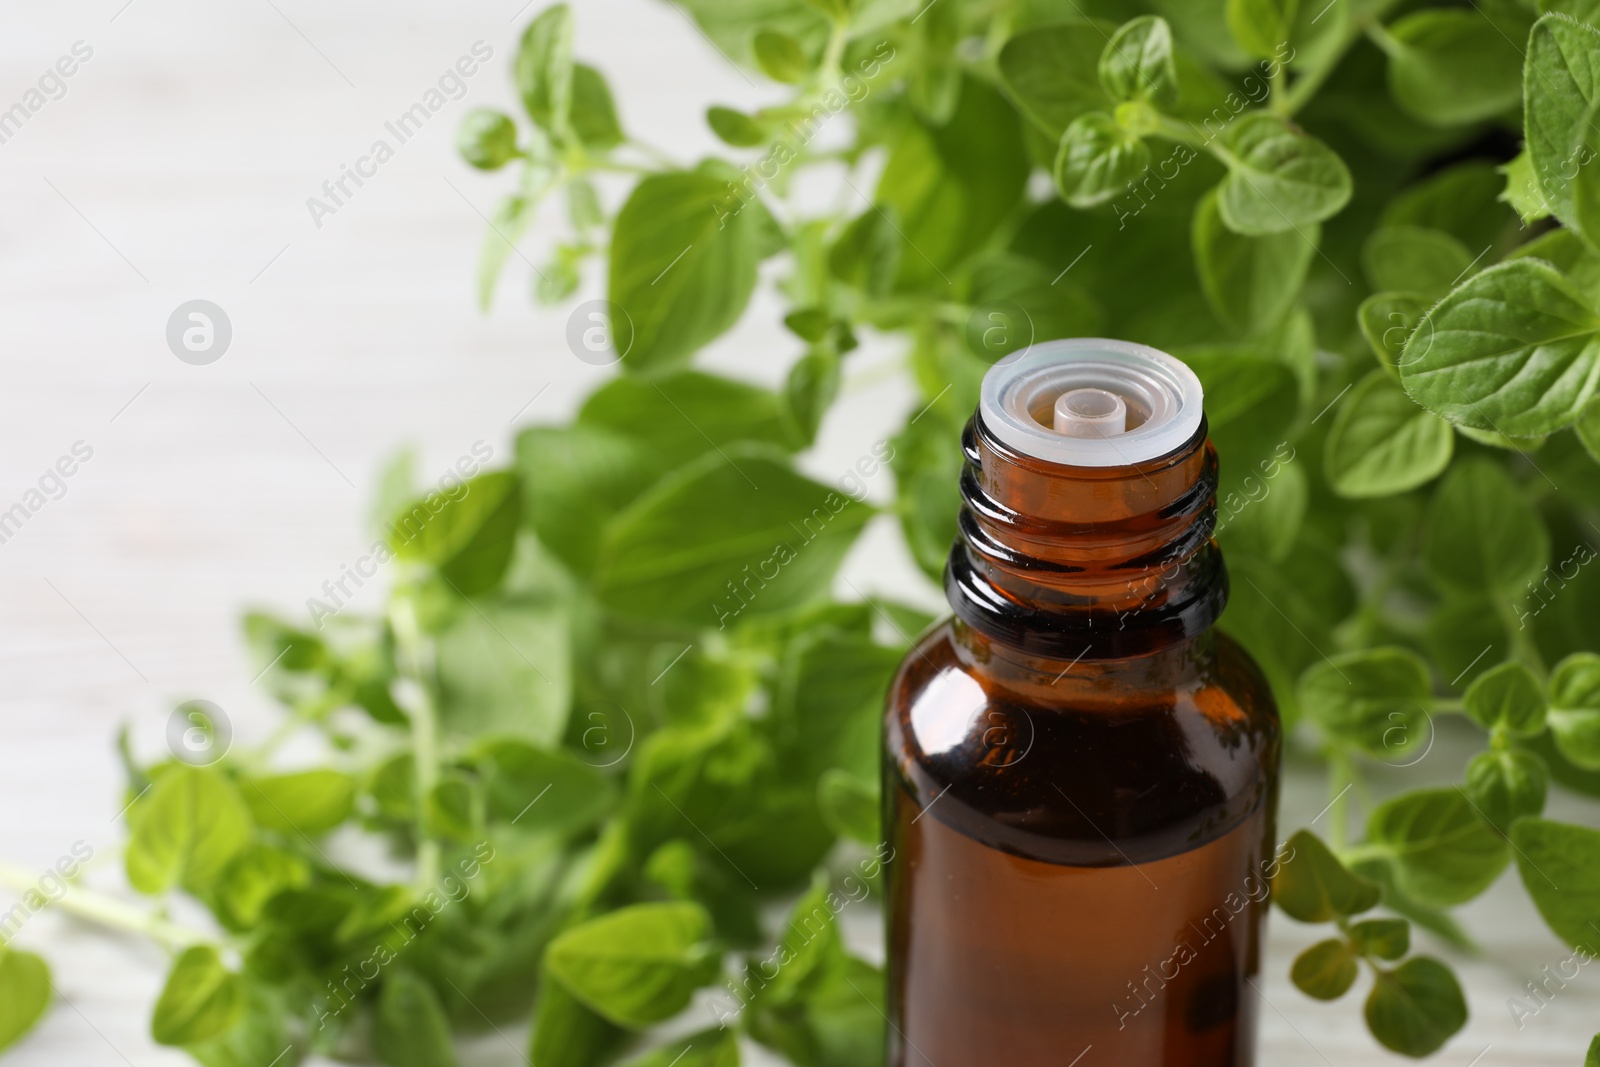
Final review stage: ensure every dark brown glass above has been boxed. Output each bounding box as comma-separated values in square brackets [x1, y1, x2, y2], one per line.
[884, 414, 1281, 1067]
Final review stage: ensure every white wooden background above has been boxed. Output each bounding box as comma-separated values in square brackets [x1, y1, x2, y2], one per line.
[0, 1, 1595, 1063]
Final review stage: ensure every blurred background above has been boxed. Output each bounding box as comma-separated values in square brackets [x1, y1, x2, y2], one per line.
[0, 1, 1594, 1064]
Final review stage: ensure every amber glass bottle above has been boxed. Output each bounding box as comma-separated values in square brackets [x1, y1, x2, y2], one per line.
[884, 340, 1280, 1067]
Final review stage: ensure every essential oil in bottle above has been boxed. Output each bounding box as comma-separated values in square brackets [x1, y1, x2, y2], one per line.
[883, 339, 1281, 1066]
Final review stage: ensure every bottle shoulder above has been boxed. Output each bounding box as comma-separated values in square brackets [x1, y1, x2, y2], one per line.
[885, 620, 1280, 865]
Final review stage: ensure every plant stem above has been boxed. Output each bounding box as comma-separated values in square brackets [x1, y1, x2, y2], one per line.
[626, 138, 680, 169]
[1327, 750, 1357, 849]
[1495, 597, 1547, 679]
[1282, 5, 1404, 116]
[0, 864, 206, 950]
[819, 16, 849, 88]
[389, 593, 441, 890]
[1153, 115, 1208, 147]
[1362, 20, 1403, 59]
[1268, 59, 1289, 118]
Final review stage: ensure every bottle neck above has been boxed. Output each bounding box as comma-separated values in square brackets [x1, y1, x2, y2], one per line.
[943, 413, 1227, 661]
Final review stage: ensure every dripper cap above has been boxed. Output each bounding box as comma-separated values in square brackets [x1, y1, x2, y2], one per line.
[978, 338, 1204, 467]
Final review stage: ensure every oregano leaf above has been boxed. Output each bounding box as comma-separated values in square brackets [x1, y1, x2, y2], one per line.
[1364, 957, 1468, 1057]
[1291, 939, 1358, 1000]
[1211, 112, 1352, 235]
[1401, 259, 1600, 435]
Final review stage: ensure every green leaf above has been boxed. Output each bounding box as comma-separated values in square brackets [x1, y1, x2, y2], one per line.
[1502, 149, 1554, 224]
[1384, 9, 1527, 126]
[643, 840, 762, 947]
[754, 876, 844, 1007]
[1358, 291, 1434, 377]
[476, 738, 617, 833]
[389, 472, 522, 597]
[1364, 957, 1468, 1057]
[1589, 1033, 1600, 1067]
[1350, 856, 1479, 953]
[1226, 0, 1297, 59]
[964, 252, 1105, 360]
[568, 181, 603, 237]
[1054, 112, 1150, 208]
[1291, 939, 1357, 1000]
[240, 770, 355, 836]
[578, 370, 795, 473]
[1361, 226, 1474, 298]
[213, 843, 310, 930]
[997, 22, 1109, 136]
[545, 902, 717, 1028]
[876, 79, 1030, 287]
[1465, 748, 1549, 831]
[1512, 818, 1600, 949]
[1401, 259, 1600, 435]
[1549, 652, 1600, 768]
[753, 30, 808, 83]
[1211, 112, 1352, 235]
[457, 108, 519, 171]
[369, 753, 416, 821]
[607, 171, 763, 372]
[1463, 661, 1547, 735]
[1571, 99, 1600, 251]
[621, 1029, 739, 1067]
[828, 208, 902, 299]
[515, 424, 658, 576]
[1273, 829, 1381, 923]
[745, 950, 885, 1067]
[1543, 0, 1600, 30]
[1324, 370, 1453, 499]
[184, 984, 294, 1067]
[529, 968, 629, 1067]
[1383, 159, 1517, 251]
[1223, 531, 1356, 726]
[627, 716, 831, 887]
[650, 644, 759, 730]
[782, 348, 840, 448]
[1425, 595, 1511, 692]
[0, 949, 50, 1053]
[1216, 453, 1306, 563]
[1297, 646, 1432, 758]
[477, 190, 540, 311]
[1348, 918, 1410, 961]
[515, 4, 574, 133]
[890, 406, 964, 582]
[433, 597, 571, 747]
[151, 946, 243, 1047]
[423, 775, 479, 841]
[775, 626, 901, 780]
[817, 768, 880, 844]
[1456, 425, 1550, 452]
[707, 106, 766, 147]
[126, 765, 253, 895]
[1580, 396, 1600, 460]
[571, 64, 624, 150]
[594, 447, 871, 628]
[1192, 187, 1315, 335]
[372, 972, 457, 1067]
[1423, 458, 1549, 595]
[1205, 350, 1286, 427]
[1098, 16, 1178, 109]
[1525, 14, 1600, 227]
[1366, 788, 1510, 907]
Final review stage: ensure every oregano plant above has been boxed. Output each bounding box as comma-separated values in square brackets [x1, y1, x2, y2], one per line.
[7, 0, 1600, 1064]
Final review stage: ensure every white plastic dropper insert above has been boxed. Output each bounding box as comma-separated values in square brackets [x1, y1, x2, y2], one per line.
[978, 338, 1204, 467]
